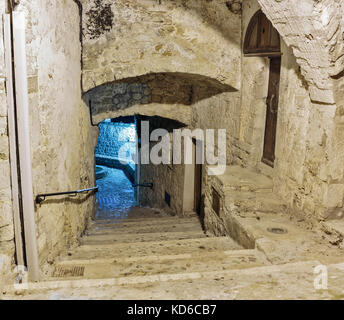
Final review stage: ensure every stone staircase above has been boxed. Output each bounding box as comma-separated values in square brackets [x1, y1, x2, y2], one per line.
[51, 213, 269, 281]
[3, 207, 344, 299]
[2, 210, 276, 299]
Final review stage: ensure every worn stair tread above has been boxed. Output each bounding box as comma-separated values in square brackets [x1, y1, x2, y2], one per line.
[217, 166, 273, 192]
[92, 215, 199, 226]
[226, 191, 286, 212]
[80, 231, 207, 245]
[3, 261, 322, 299]
[52, 249, 268, 281]
[58, 248, 257, 266]
[64, 237, 243, 261]
[86, 221, 204, 235]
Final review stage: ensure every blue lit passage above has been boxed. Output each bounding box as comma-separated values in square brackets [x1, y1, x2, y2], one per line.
[95, 119, 136, 219]
[95, 119, 136, 170]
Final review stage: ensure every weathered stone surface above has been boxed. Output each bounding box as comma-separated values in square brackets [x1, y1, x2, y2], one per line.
[0, 225, 14, 242]
[0, 202, 13, 228]
[0, 80, 8, 117]
[258, 0, 343, 104]
[0, 0, 14, 283]
[0, 161, 11, 190]
[0, 253, 12, 290]
[80, 0, 242, 92]
[3, 209, 344, 300]
[0, 118, 7, 136]
[0, 136, 9, 160]
[13, 0, 98, 269]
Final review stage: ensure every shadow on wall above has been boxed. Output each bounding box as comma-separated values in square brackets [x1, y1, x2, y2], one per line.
[83, 72, 237, 116]
[137, 114, 187, 133]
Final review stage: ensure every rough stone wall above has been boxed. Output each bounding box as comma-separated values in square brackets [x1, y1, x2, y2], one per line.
[17, 0, 98, 268]
[140, 161, 185, 215]
[138, 117, 185, 215]
[86, 72, 237, 124]
[87, 73, 193, 125]
[241, 0, 344, 221]
[80, 0, 241, 92]
[95, 121, 136, 164]
[0, 1, 15, 286]
[258, 0, 343, 105]
[273, 45, 322, 219]
[235, 0, 344, 222]
[139, 142, 185, 216]
[191, 91, 242, 167]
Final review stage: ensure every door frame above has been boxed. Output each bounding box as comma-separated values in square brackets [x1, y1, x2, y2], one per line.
[182, 138, 203, 215]
[4, 12, 40, 281]
[261, 56, 281, 167]
[193, 139, 202, 215]
[244, 9, 282, 168]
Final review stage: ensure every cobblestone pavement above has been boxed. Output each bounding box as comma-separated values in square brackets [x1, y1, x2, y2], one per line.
[96, 166, 134, 220]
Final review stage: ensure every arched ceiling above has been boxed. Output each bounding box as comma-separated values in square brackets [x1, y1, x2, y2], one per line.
[78, 0, 242, 92]
[77, 0, 343, 106]
[84, 72, 237, 125]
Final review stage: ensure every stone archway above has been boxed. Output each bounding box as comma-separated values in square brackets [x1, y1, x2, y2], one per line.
[83, 72, 237, 126]
[78, 0, 242, 94]
[257, 0, 343, 105]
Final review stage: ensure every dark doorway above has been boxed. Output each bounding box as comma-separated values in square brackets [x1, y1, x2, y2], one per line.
[262, 57, 281, 166]
[244, 10, 280, 57]
[193, 139, 203, 215]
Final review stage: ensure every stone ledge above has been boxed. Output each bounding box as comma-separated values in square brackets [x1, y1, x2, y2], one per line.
[95, 155, 135, 183]
[211, 165, 273, 192]
[205, 166, 344, 265]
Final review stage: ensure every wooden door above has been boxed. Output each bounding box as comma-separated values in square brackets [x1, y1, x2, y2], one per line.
[194, 162, 202, 215]
[262, 56, 281, 167]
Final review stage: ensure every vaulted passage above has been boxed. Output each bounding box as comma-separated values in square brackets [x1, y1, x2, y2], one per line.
[1, 0, 344, 300]
[84, 72, 237, 126]
[95, 118, 136, 219]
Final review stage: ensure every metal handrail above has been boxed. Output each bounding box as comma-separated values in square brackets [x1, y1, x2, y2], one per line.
[35, 186, 99, 204]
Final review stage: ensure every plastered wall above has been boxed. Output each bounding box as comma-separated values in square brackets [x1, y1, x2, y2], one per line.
[0, 0, 15, 286]
[17, 0, 98, 269]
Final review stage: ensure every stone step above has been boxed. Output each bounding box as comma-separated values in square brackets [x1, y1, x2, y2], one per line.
[3, 260, 325, 299]
[80, 231, 207, 245]
[92, 215, 198, 226]
[52, 249, 268, 281]
[226, 191, 286, 213]
[63, 236, 243, 261]
[217, 166, 273, 193]
[86, 220, 203, 236]
[88, 216, 202, 229]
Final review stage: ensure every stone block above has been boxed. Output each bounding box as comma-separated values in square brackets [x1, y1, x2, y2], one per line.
[0, 80, 7, 117]
[325, 184, 344, 208]
[0, 188, 11, 202]
[0, 117, 7, 136]
[0, 202, 12, 228]
[28, 76, 38, 94]
[0, 224, 14, 242]
[0, 136, 9, 160]
[0, 253, 12, 289]
[0, 161, 10, 190]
